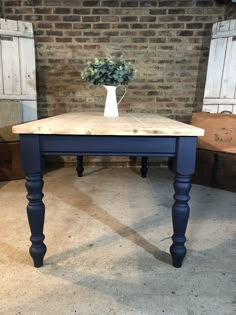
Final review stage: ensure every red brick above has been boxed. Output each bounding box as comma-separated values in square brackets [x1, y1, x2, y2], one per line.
[35, 8, 53, 14]
[55, 23, 73, 29]
[63, 16, 81, 21]
[56, 37, 72, 42]
[54, 8, 71, 14]
[102, 1, 119, 6]
[121, 1, 139, 6]
[140, 1, 157, 6]
[92, 8, 110, 14]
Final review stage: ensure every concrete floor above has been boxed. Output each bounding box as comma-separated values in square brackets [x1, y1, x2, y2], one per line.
[0, 166, 235, 315]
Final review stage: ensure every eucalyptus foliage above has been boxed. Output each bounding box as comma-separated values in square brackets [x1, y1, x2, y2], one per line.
[81, 56, 136, 86]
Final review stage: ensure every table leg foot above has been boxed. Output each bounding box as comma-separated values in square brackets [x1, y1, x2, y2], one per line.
[170, 173, 192, 268]
[26, 173, 47, 268]
[140, 157, 148, 178]
[76, 156, 84, 177]
[29, 239, 47, 268]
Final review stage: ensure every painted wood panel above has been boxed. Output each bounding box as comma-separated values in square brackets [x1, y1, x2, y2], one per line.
[1, 36, 21, 95]
[204, 37, 227, 98]
[202, 105, 219, 113]
[0, 19, 17, 31]
[0, 18, 37, 122]
[212, 30, 236, 39]
[18, 21, 33, 33]
[218, 105, 233, 113]
[220, 36, 236, 98]
[19, 38, 36, 96]
[229, 19, 236, 30]
[203, 19, 236, 114]
[204, 98, 236, 105]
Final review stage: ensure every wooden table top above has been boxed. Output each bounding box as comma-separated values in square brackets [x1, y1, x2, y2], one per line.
[12, 112, 204, 137]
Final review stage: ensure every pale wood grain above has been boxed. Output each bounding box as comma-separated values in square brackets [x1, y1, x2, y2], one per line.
[12, 112, 204, 136]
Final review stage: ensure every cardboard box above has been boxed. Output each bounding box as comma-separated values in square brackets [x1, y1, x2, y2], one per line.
[191, 112, 236, 153]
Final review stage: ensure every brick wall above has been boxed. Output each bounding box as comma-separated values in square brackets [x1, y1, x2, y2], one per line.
[3, 0, 225, 124]
[225, 2, 236, 19]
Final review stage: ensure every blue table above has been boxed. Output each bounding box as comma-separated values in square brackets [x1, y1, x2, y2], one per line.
[12, 112, 204, 268]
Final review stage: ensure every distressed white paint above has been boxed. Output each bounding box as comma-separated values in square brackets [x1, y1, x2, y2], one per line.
[220, 36, 236, 99]
[0, 29, 33, 38]
[1, 36, 21, 95]
[17, 21, 33, 33]
[218, 20, 230, 31]
[19, 38, 36, 96]
[0, 94, 36, 100]
[202, 105, 219, 113]
[218, 105, 233, 113]
[203, 19, 236, 114]
[0, 19, 17, 31]
[204, 38, 227, 98]
[229, 19, 236, 30]
[204, 98, 236, 105]
[0, 18, 37, 121]
[212, 30, 236, 39]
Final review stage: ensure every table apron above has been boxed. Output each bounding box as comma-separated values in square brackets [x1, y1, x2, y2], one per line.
[39, 135, 177, 156]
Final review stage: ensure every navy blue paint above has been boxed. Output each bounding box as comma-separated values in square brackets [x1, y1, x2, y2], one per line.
[40, 135, 176, 156]
[19, 134, 198, 268]
[170, 137, 197, 268]
[25, 174, 47, 268]
[140, 156, 148, 178]
[76, 156, 84, 177]
[170, 174, 192, 268]
[20, 135, 42, 173]
[175, 137, 197, 175]
[20, 135, 47, 268]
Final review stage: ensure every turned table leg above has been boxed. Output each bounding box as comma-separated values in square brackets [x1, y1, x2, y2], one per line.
[170, 137, 197, 268]
[25, 173, 47, 267]
[76, 156, 84, 177]
[170, 173, 192, 268]
[20, 135, 47, 267]
[140, 156, 148, 178]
